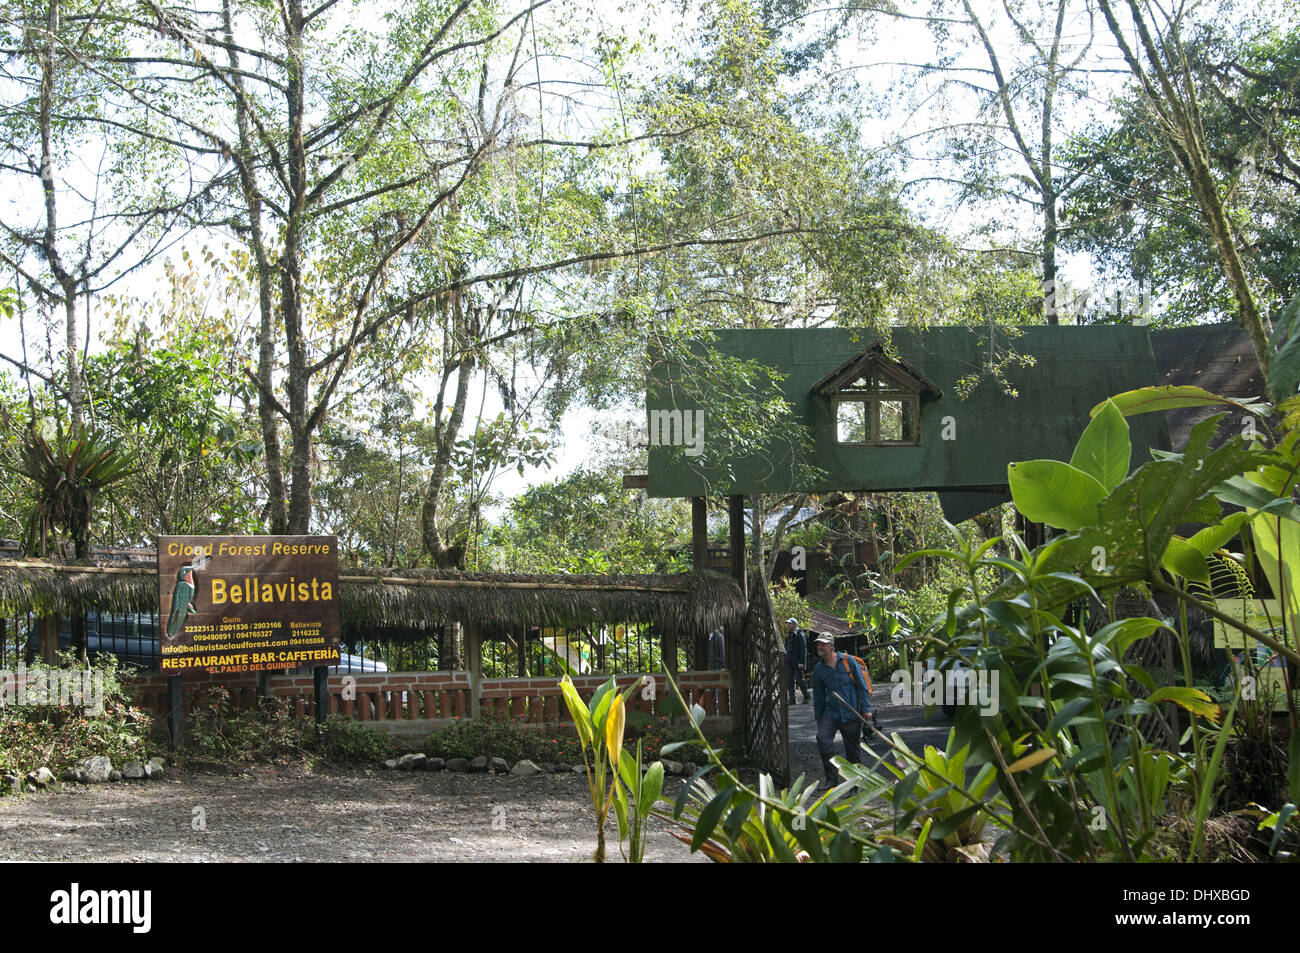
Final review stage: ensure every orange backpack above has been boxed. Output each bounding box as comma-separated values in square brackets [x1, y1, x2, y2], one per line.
[839, 653, 873, 693]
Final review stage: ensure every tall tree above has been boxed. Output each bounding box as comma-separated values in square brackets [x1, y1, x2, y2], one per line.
[1095, 0, 1277, 374]
[0, 0, 198, 430]
[1063, 15, 1298, 328]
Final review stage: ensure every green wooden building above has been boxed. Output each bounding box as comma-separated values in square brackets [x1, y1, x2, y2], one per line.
[646, 324, 1256, 523]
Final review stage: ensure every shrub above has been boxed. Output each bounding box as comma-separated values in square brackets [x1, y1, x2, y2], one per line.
[423, 717, 584, 764]
[180, 688, 314, 765]
[318, 715, 396, 763]
[0, 653, 155, 787]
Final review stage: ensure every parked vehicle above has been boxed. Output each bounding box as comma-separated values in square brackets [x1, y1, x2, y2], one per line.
[24, 614, 386, 674]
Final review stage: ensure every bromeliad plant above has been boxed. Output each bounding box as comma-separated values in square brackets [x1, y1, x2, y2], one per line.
[8, 417, 132, 559]
[557, 674, 664, 862]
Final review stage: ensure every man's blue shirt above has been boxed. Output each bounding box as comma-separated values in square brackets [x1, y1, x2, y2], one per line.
[813, 652, 872, 723]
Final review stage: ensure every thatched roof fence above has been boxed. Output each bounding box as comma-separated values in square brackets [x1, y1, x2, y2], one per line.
[0, 558, 745, 638]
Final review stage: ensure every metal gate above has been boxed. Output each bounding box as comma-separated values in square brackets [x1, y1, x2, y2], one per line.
[739, 573, 790, 785]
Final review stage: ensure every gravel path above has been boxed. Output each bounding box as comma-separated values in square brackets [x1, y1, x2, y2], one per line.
[0, 766, 705, 863]
[787, 681, 954, 786]
[0, 681, 955, 863]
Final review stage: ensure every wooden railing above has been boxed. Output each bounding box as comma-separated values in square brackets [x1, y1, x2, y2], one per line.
[125, 669, 732, 735]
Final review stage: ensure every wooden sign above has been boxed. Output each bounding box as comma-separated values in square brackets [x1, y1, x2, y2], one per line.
[157, 536, 341, 675]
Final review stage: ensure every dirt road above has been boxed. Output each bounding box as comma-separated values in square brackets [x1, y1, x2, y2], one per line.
[0, 766, 704, 863]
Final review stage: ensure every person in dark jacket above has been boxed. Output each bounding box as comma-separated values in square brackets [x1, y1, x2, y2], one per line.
[812, 632, 872, 784]
[785, 618, 810, 704]
[707, 628, 726, 670]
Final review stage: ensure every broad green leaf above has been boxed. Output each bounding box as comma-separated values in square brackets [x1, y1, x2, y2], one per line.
[1267, 293, 1300, 401]
[675, 764, 714, 819]
[612, 779, 629, 841]
[912, 818, 932, 862]
[618, 747, 638, 794]
[692, 787, 734, 852]
[605, 693, 626, 770]
[1046, 697, 1096, 735]
[1215, 476, 1300, 523]
[1147, 686, 1221, 723]
[1187, 512, 1252, 555]
[1097, 385, 1268, 419]
[557, 675, 592, 746]
[828, 828, 861, 863]
[1070, 399, 1131, 493]
[1006, 747, 1057, 773]
[723, 797, 754, 844]
[659, 741, 696, 757]
[592, 682, 616, 734]
[1007, 459, 1107, 530]
[765, 810, 799, 862]
[1162, 536, 1209, 583]
[1094, 617, 1168, 657]
[640, 762, 665, 817]
[1090, 416, 1267, 580]
[929, 804, 983, 841]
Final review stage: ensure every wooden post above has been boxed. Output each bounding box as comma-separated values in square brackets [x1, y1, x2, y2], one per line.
[38, 615, 59, 665]
[726, 494, 748, 734]
[692, 497, 708, 569]
[727, 495, 747, 596]
[313, 666, 329, 725]
[692, 497, 709, 667]
[663, 628, 677, 677]
[167, 675, 184, 750]
[516, 628, 527, 677]
[71, 613, 87, 664]
[466, 621, 482, 719]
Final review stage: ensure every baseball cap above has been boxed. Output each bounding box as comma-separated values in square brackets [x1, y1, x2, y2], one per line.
[812, 632, 835, 645]
[786, 617, 798, 624]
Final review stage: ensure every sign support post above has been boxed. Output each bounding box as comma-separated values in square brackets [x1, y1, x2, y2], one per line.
[314, 665, 329, 724]
[166, 674, 184, 750]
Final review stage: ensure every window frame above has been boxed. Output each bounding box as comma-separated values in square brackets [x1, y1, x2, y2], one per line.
[832, 392, 920, 447]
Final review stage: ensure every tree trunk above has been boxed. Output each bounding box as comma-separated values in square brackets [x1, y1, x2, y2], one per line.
[421, 347, 474, 567]
[1097, 0, 1272, 376]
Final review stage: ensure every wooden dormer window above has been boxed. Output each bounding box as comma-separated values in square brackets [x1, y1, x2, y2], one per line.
[812, 345, 940, 448]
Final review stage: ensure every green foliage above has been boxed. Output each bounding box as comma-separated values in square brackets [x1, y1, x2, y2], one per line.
[318, 716, 397, 764]
[769, 579, 811, 634]
[653, 674, 892, 862]
[883, 384, 1300, 861]
[0, 654, 154, 786]
[557, 673, 655, 862]
[830, 565, 915, 676]
[423, 717, 584, 766]
[1062, 19, 1300, 327]
[486, 466, 689, 573]
[81, 320, 264, 539]
[876, 728, 1006, 861]
[8, 419, 132, 558]
[179, 690, 315, 766]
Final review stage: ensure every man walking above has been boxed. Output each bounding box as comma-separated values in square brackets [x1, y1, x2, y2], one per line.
[785, 617, 810, 704]
[812, 632, 872, 784]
